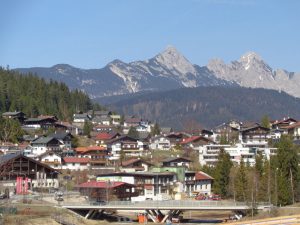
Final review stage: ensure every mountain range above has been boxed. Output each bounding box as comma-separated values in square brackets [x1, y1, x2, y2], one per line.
[15, 46, 300, 98]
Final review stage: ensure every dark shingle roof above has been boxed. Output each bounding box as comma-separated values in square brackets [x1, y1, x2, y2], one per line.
[162, 157, 191, 163]
[31, 137, 55, 144]
[48, 132, 72, 140]
[0, 153, 21, 166]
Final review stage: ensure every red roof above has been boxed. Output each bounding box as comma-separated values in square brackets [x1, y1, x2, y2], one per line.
[195, 171, 214, 180]
[282, 121, 300, 129]
[95, 132, 117, 140]
[63, 157, 90, 163]
[75, 146, 106, 153]
[180, 136, 201, 144]
[78, 181, 134, 189]
[272, 117, 298, 125]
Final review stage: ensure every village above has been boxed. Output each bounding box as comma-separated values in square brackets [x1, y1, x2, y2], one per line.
[0, 110, 299, 205]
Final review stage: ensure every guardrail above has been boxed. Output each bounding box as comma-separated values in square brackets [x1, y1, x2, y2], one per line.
[63, 200, 272, 209]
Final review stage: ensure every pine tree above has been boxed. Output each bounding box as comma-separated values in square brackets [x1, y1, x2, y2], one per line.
[128, 126, 139, 139]
[257, 159, 271, 202]
[151, 123, 161, 136]
[275, 135, 299, 205]
[235, 159, 248, 202]
[213, 149, 233, 197]
[83, 121, 92, 137]
[261, 115, 270, 128]
[255, 152, 264, 178]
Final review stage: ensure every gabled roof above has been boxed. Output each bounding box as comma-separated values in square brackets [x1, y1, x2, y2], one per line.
[95, 132, 119, 141]
[107, 135, 138, 144]
[0, 153, 58, 171]
[122, 158, 153, 167]
[31, 137, 58, 145]
[2, 111, 25, 116]
[63, 157, 90, 163]
[180, 136, 213, 145]
[48, 132, 73, 140]
[78, 181, 134, 189]
[25, 117, 56, 123]
[162, 157, 191, 163]
[240, 124, 270, 132]
[73, 113, 90, 119]
[282, 121, 300, 129]
[272, 117, 298, 125]
[160, 127, 173, 134]
[75, 146, 107, 154]
[94, 111, 112, 116]
[195, 171, 214, 180]
[38, 115, 58, 121]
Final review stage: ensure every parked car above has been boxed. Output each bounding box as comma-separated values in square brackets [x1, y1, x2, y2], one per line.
[195, 194, 207, 200]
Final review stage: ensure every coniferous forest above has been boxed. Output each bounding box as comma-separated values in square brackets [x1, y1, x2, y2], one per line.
[0, 68, 101, 120]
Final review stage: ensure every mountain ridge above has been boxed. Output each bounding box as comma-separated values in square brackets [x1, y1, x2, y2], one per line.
[106, 86, 300, 129]
[14, 46, 300, 98]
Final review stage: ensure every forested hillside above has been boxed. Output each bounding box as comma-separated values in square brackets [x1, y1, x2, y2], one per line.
[0, 68, 101, 120]
[108, 86, 300, 129]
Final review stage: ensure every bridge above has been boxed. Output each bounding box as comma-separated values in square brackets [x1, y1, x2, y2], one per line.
[62, 200, 272, 223]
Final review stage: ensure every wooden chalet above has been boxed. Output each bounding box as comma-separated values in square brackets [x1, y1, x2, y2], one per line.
[272, 117, 298, 129]
[180, 136, 214, 148]
[162, 157, 191, 168]
[77, 181, 137, 201]
[240, 124, 270, 143]
[0, 153, 59, 192]
[121, 158, 153, 172]
[75, 146, 109, 167]
[23, 116, 58, 130]
[2, 111, 26, 123]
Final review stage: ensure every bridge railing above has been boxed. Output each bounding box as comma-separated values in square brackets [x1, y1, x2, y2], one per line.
[62, 200, 272, 208]
[86, 200, 271, 207]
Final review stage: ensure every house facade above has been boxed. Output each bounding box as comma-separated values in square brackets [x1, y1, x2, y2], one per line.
[149, 136, 171, 151]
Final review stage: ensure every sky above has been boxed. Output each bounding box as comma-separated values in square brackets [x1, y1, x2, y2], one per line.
[0, 0, 300, 71]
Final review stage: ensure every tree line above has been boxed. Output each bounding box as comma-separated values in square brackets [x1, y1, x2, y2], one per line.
[0, 68, 102, 120]
[202, 135, 300, 207]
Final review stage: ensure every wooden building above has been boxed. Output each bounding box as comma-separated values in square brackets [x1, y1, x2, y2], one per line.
[77, 181, 136, 201]
[0, 153, 59, 193]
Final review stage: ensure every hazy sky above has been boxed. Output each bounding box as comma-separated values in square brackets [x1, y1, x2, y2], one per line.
[1, 0, 299, 71]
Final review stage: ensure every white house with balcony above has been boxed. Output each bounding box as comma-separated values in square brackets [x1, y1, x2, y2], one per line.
[149, 136, 171, 151]
[185, 171, 213, 196]
[62, 157, 90, 171]
[30, 137, 62, 157]
[199, 143, 277, 166]
[108, 136, 147, 160]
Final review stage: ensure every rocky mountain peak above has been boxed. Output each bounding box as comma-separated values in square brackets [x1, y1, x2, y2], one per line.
[238, 52, 267, 71]
[154, 45, 196, 75]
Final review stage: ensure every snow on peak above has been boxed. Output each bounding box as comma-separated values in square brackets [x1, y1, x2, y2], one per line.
[239, 52, 264, 70]
[240, 52, 262, 62]
[154, 45, 197, 75]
